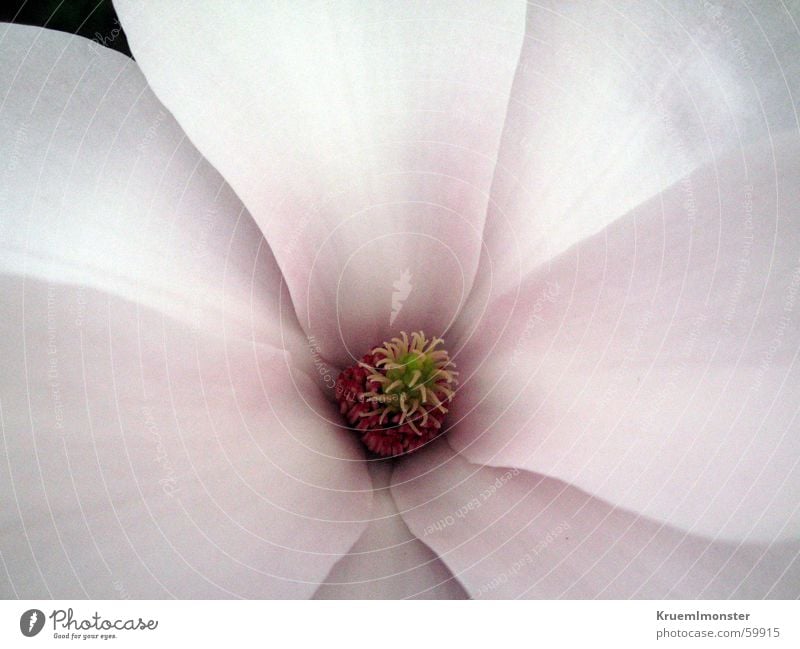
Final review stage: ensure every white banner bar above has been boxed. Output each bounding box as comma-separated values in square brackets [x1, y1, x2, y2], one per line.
[1, 600, 798, 648]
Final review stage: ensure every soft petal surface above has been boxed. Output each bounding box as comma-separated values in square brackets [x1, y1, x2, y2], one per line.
[449, 136, 800, 542]
[0, 23, 300, 346]
[114, 1, 526, 366]
[313, 460, 467, 599]
[0, 25, 372, 598]
[0, 276, 372, 598]
[475, 1, 800, 296]
[393, 442, 800, 598]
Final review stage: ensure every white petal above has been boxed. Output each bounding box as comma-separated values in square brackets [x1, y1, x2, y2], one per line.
[0, 24, 303, 345]
[476, 1, 800, 295]
[0, 25, 372, 598]
[449, 136, 800, 542]
[114, 1, 526, 366]
[0, 276, 372, 598]
[393, 443, 800, 598]
[314, 460, 467, 599]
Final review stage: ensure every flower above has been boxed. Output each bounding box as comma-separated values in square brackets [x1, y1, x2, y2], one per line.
[1, 2, 799, 599]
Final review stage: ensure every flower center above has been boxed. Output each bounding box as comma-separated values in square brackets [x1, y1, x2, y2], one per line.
[335, 331, 458, 457]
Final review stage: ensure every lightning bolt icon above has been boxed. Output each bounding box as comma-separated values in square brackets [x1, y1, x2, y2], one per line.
[28, 612, 37, 632]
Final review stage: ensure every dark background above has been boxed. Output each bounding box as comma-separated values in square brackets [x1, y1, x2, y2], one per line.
[1, 0, 131, 57]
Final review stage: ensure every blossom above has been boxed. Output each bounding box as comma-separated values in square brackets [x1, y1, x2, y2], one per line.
[1, 2, 799, 599]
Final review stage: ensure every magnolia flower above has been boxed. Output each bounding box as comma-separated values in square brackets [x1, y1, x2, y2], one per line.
[1, 2, 799, 600]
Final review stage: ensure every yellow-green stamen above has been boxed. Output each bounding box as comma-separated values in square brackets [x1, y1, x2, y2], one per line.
[359, 330, 458, 428]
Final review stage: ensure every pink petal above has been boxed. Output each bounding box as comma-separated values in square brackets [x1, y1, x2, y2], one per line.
[0, 276, 372, 598]
[114, 2, 526, 365]
[449, 136, 800, 542]
[314, 460, 467, 599]
[393, 442, 800, 598]
[0, 24, 299, 345]
[475, 2, 800, 297]
[0, 26, 371, 598]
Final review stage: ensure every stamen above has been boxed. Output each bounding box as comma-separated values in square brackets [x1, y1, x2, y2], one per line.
[334, 331, 458, 457]
[385, 379, 404, 393]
